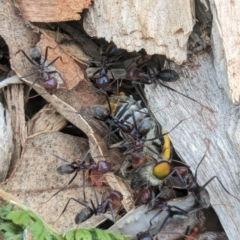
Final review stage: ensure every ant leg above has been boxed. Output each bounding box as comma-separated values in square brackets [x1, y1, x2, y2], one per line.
[159, 107, 203, 139]
[82, 170, 86, 202]
[90, 199, 97, 213]
[92, 68, 101, 78]
[194, 139, 210, 181]
[46, 56, 62, 67]
[157, 81, 214, 112]
[202, 176, 240, 202]
[38, 171, 79, 208]
[25, 77, 41, 101]
[15, 50, 37, 66]
[50, 153, 70, 163]
[19, 71, 38, 81]
[158, 212, 171, 232]
[109, 203, 115, 222]
[56, 197, 89, 222]
[170, 205, 188, 214]
[93, 188, 100, 206]
[149, 208, 164, 228]
[132, 82, 149, 107]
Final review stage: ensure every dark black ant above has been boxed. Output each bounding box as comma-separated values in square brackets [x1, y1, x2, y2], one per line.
[41, 150, 114, 204]
[91, 94, 150, 147]
[147, 197, 188, 234]
[90, 43, 123, 93]
[175, 140, 240, 210]
[15, 46, 62, 99]
[57, 189, 123, 223]
[125, 54, 212, 111]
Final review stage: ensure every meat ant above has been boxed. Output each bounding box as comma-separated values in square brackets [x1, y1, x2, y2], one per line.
[125, 53, 212, 111]
[89, 43, 123, 93]
[147, 197, 188, 233]
[174, 140, 240, 210]
[15, 46, 63, 100]
[57, 189, 123, 224]
[41, 150, 114, 204]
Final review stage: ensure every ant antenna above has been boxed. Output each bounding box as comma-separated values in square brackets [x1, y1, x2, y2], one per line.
[195, 139, 210, 181]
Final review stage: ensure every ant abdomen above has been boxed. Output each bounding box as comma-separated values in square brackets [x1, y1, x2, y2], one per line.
[57, 164, 76, 175]
[158, 69, 179, 82]
[75, 207, 94, 224]
[91, 105, 110, 121]
[43, 77, 58, 95]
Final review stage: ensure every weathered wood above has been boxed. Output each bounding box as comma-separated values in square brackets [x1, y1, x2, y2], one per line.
[15, 0, 92, 22]
[0, 102, 13, 181]
[5, 84, 27, 176]
[145, 36, 240, 239]
[83, 0, 195, 64]
[210, 0, 240, 103]
[27, 104, 67, 136]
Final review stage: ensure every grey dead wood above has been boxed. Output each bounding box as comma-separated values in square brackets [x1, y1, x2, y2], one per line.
[0, 102, 14, 181]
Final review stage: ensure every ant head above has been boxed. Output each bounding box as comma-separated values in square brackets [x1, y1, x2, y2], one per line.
[96, 161, 113, 173]
[91, 105, 110, 120]
[137, 231, 153, 240]
[131, 173, 148, 190]
[137, 117, 155, 136]
[29, 46, 41, 63]
[132, 152, 147, 168]
[152, 161, 172, 180]
[139, 188, 152, 204]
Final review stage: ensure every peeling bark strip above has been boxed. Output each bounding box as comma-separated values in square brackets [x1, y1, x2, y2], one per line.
[15, 0, 93, 22]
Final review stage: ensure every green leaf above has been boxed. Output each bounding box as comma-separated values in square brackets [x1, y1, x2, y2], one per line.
[6, 210, 31, 226]
[90, 228, 111, 240]
[106, 231, 131, 240]
[75, 229, 92, 240]
[3, 231, 23, 240]
[0, 221, 23, 240]
[0, 205, 13, 219]
[0, 222, 22, 233]
[64, 228, 131, 240]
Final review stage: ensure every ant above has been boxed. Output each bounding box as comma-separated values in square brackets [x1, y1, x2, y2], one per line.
[117, 106, 202, 177]
[174, 140, 240, 210]
[143, 140, 240, 232]
[91, 94, 150, 147]
[125, 53, 212, 111]
[15, 46, 63, 99]
[42, 150, 114, 203]
[89, 43, 123, 93]
[147, 197, 188, 234]
[57, 189, 123, 224]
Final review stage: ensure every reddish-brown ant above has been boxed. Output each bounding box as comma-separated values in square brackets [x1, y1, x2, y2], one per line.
[90, 43, 123, 93]
[57, 189, 123, 224]
[15, 46, 62, 99]
[42, 150, 114, 203]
